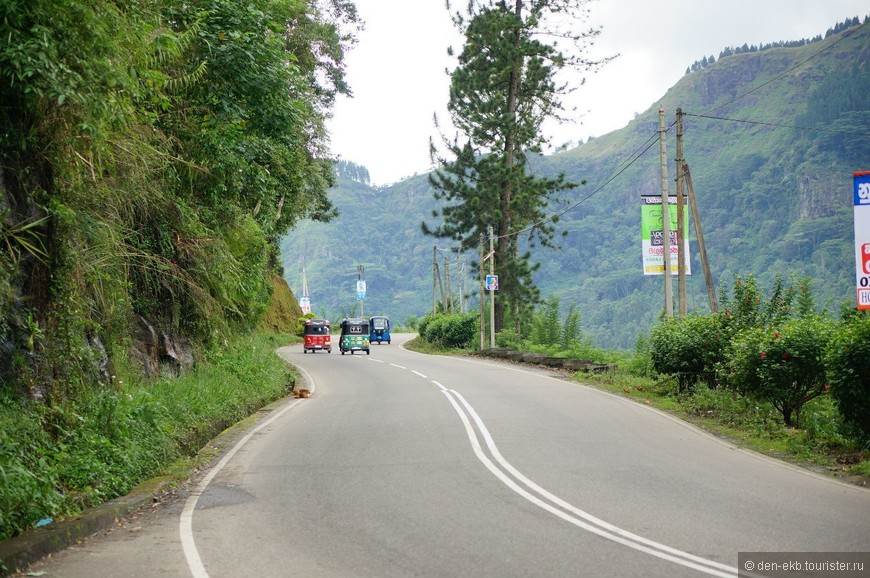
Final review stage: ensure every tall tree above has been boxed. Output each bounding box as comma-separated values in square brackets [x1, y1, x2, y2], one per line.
[0, 0, 359, 396]
[424, 0, 611, 333]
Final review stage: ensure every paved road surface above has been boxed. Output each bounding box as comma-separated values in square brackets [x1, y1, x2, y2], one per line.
[17, 334, 870, 577]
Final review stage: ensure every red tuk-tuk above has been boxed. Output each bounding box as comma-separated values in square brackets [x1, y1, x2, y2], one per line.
[303, 319, 331, 353]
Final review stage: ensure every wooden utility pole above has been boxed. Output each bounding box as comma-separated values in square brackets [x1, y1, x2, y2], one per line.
[675, 108, 687, 316]
[479, 233, 485, 349]
[432, 246, 437, 315]
[658, 108, 674, 317]
[443, 254, 452, 313]
[489, 225, 496, 350]
[683, 163, 718, 312]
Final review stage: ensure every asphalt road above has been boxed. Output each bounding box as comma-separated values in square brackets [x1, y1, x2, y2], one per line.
[17, 334, 870, 577]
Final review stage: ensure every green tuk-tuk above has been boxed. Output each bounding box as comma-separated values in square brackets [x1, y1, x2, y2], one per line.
[339, 317, 370, 355]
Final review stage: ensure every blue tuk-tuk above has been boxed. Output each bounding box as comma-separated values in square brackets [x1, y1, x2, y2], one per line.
[369, 315, 391, 344]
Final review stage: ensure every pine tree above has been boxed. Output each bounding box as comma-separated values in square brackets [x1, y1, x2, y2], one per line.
[424, 0, 611, 334]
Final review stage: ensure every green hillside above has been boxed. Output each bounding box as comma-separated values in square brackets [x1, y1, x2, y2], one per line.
[281, 17, 870, 349]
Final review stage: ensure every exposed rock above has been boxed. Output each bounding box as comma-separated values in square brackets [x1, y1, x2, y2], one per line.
[130, 315, 159, 378]
[130, 315, 195, 378]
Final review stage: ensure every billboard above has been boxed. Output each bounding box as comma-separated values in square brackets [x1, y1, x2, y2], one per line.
[641, 195, 691, 276]
[853, 171, 870, 309]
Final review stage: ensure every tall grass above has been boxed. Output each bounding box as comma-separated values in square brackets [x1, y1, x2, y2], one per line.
[0, 332, 296, 542]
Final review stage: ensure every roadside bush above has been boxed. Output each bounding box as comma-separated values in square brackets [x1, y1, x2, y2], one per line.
[719, 274, 801, 337]
[727, 316, 834, 427]
[825, 312, 870, 440]
[0, 400, 68, 542]
[648, 313, 726, 391]
[419, 312, 478, 349]
[529, 296, 560, 347]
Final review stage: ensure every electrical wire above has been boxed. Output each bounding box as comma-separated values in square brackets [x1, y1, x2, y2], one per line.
[440, 18, 868, 249]
[683, 112, 870, 138]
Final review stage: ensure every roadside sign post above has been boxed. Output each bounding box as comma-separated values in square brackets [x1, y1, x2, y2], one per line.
[356, 264, 366, 317]
[853, 171, 870, 309]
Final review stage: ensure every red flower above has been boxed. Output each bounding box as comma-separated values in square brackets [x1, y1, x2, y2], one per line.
[782, 353, 790, 360]
[773, 332, 780, 339]
[760, 351, 767, 358]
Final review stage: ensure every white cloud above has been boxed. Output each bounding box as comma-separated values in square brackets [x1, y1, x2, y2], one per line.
[328, 0, 869, 185]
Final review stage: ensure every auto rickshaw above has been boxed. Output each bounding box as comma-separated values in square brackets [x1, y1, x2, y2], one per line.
[369, 315, 391, 344]
[339, 317, 370, 355]
[302, 318, 331, 353]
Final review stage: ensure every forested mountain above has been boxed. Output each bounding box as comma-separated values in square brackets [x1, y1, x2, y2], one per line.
[281, 17, 870, 350]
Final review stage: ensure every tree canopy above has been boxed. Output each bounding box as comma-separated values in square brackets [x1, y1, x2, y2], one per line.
[425, 0, 610, 332]
[0, 0, 359, 396]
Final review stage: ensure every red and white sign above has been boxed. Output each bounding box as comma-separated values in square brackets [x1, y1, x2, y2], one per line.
[854, 172, 870, 310]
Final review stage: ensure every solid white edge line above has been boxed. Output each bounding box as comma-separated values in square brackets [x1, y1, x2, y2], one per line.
[179, 361, 316, 578]
[442, 388, 737, 578]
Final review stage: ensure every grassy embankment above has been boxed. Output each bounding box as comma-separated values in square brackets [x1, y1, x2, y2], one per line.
[0, 332, 299, 543]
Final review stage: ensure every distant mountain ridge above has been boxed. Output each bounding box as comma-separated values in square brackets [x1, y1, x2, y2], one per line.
[281, 16, 870, 349]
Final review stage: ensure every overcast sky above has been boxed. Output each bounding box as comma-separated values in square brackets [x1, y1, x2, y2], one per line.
[327, 0, 869, 186]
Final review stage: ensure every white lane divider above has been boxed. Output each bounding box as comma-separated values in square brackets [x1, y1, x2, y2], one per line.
[179, 364, 315, 578]
[384, 360, 737, 577]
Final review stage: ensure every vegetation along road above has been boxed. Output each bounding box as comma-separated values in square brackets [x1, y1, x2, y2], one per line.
[18, 334, 870, 577]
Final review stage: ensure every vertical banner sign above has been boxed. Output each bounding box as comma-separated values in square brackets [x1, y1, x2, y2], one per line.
[299, 296, 311, 314]
[641, 195, 691, 275]
[853, 171, 870, 309]
[356, 280, 366, 301]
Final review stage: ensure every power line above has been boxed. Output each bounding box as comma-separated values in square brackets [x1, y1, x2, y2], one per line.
[683, 112, 870, 138]
[441, 19, 869, 248]
[497, 126, 665, 241]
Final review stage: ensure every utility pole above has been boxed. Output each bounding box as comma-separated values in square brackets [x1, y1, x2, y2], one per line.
[432, 246, 437, 315]
[479, 233, 485, 350]
[356, 264, 365, 318]
[489, 225, 495, 349]
[675, 108, 687, 317]
[683, 163, 718, 312]
[658, 108, 674, 317]
[444, 254, 452, 313]
[460, 254, 467, 313]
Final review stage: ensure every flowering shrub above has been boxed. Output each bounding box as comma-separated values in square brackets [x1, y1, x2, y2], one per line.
[726, 316, 834, 427]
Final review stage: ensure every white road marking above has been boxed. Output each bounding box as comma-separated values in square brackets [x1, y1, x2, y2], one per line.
[411, 370, 427, 378]
[442, 387, 737, 577]
[179, 363, 315, 578]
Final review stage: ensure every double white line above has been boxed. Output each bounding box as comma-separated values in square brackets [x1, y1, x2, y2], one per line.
[432, 380, 738, 578]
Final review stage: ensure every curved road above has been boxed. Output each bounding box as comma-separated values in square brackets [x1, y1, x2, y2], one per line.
[20, 334, 870, 577]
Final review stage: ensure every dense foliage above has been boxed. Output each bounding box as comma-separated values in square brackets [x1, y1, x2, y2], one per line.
[825, 311, 870, 438]
[418, 312, 479, 349]
[0, 333, 295, 543]
[647, 275, 866, 432]
[0, 0, 358, 396]
[0, 0, 356, 545]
